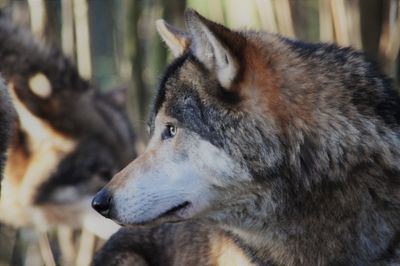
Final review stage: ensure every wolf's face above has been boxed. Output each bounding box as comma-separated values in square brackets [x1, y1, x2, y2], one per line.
[96, 105, 251, 225]
[93, 11, 285, 225]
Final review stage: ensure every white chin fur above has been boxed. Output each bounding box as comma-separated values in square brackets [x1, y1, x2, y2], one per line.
[112, 160, 212, 224]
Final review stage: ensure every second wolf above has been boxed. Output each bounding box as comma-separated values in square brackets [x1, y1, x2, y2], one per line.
[0, 15, 136, 229]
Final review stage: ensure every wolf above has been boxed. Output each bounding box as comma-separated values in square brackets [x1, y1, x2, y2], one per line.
[0, 15, 136, 229]
[93, 9, 400, 265]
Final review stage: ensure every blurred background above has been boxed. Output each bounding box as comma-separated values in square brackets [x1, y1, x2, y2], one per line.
[2, 0, 399, 143]
[0, 0, 399, 265]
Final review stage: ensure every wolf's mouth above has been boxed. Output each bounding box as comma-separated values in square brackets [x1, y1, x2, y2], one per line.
[159, 201, 191, 218]
[119, 201, 193, 226]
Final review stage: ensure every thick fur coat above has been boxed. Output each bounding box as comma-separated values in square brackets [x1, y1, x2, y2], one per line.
[93, 10, 400, 266]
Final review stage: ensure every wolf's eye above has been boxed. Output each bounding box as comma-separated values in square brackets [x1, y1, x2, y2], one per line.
[162, 124, 177, 140]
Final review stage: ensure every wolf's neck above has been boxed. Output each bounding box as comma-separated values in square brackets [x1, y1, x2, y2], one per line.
[218, 207, 321, 266]
[215, 171, 400, 266]
[210, 190, 282, 264]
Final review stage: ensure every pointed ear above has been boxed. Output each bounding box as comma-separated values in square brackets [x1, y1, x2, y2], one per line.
[185, 9, 239, 89]
[156, 19, 191, 57]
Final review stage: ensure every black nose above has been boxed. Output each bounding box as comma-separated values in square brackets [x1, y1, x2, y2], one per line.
[92, 189, 112, 218]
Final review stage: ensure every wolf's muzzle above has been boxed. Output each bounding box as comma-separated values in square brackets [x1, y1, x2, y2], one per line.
[92, 189, 112, 218]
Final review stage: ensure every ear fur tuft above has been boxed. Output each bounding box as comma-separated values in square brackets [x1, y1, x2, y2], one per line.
[156, 19, 190, 57]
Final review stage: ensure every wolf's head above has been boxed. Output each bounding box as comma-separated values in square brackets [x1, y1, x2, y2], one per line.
[93, 10, 400, 228]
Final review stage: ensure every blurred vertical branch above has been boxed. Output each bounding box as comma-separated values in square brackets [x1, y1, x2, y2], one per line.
[330, 0, 350, 46]
[38, 233, 56, 266]
[61, 0, 75, 61]
[57, 226, 76, 266]
[27, 0, 61, 46]
[379, 0, 400, 77]
[125, 0, 147, 145]
[347, 0, 362, 49]
[330, 0, 362, 49]
[73, 0, 91, 79]
[27, 0, 46, 38]
[319, 0, 334, 42]
[274, 0, 295, 38]
[255, 0, 277, 33]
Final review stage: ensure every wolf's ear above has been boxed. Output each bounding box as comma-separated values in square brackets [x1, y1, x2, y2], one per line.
[156, 19, 191, 57]
[185, 9, 239, 89]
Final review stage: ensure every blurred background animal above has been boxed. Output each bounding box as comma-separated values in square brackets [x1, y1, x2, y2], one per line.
[0, 14, 136, 228]
[0, 12, 136, 266]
